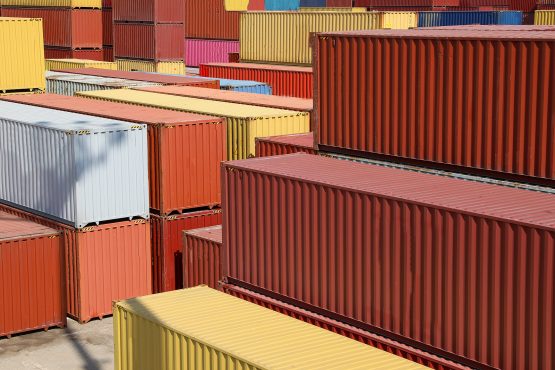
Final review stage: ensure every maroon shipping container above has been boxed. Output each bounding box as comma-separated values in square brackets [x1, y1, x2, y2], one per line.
[103, 46, 113, 61]
[314, 30, 555, 186]
[113, 0, 183, 23]
[182, 225, 222, 290]
[222, 284, 471, 370]
[0, 211, 65, 338]
[459, 0, 507, 6]
[2, 7, 101, 49]
[256, 133, 317, 157]
[102, 8, 112, 46]
[102, 0, 111, 7]
[54, 68, 220, 88]
[327, 0, 354, 6]
[151, 210, 222, 293]
[222, 153, 555, 370]
[508, 0, 535, 10]
[200, 63, 313, 98]
[355, 0, 458, 5]
[113, 22, 183, 61]
[45, 47, 103, 61]
[185, 0, 240, 40]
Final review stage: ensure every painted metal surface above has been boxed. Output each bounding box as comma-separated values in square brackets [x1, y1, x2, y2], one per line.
[0, 203, 152, 323]
[417, 11, 523, 26]
[256, 133, 317, 157]
[356, 0, 459, 5]
[300, 6, 367, 10]
[222, 153, 555, 370]
[44, 48, 104, 61]
[115, 59, 185, 74]
[222, 284, 472, 370]
[218, 79, 272, 94]
[46, 59, 116, 70]
[265, 0, 300, 9]
[150, 210, 222, 293]
[248, 0, 265, 9]
[0, 101, 149, 228]
[185, 39, 239, 67]
[182, 225, 223, 289]
[0, 17, 45, 93]
[224, 0, 249, 11]
[1, 93, 225, 215]
[0, 0, 100, 6]
[300, 0, 327, 6]
[113, 0, 183, 22]
[535, 10, 555, 24]
[113, 286, 429, 370]
[185, 0, 240, 40]
[0, 211, 65, 338]
[2, 8, 102, 48]
[102, 8, 112, 46]
[113, 23, 183, 61]
[76, 89, 310, 160]
[200, 62, 313, 98]
[103, 46, 113, 62]
[382, 11, 418, 28]
[314, 30, 555, 185]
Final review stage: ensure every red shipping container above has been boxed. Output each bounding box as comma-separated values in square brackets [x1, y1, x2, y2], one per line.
[183, 225, 222, 289]
[200, 63, 313, 98]
[2, 7, 102, 49]
[151, 210, 222, 293]
[2, 94, 225, 215]
[222, 284, 471, 370]
[103, 46, 113, 61]
[508, 0, 535, 10]
[222, 153, 555, 370]
[103, 0, 111, 7]
[54, 67, 220, 88]
[113, 22, 183, 61]
[113, 0, 183, 23]
[0, 203, 152, 324]
[355, 0, 458, 5]
[327, 0, 354, 6]
[102, 8, 112, 46]
[248, 0, 265, 10]
[256, 133, 317, 157]
[0, 211, 65, 338]
[44, 47, 104, 61]
[314, 30, 555, 186]
[459, 0, 507, 6]
[185, 0, 240, 40]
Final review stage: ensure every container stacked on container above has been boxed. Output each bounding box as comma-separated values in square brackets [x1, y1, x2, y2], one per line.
[102, 0, 112, 61]
[1, 0, 104, 60]
[112, 0, 185, 73]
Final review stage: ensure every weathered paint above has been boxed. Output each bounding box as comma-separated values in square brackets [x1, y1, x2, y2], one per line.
[185, 0, 240, 40]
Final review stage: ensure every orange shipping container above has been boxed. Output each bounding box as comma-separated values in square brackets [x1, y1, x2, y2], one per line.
[182, 225, 222, 289]
[0, 203, 152, 323]
[0, 211, 65, 338]
[1, 94, 225, 215]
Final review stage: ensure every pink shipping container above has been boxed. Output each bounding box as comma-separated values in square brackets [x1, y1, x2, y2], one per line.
[0, 211, 65, 338]
[314, 30, 555, 186]
[1, 7, 102, 49]
[256, 133, 317, 157]
[185, 0, 240, 40]
[185, 39, 239, 67]
[183, 225, 223, 290]
[222, 153, 555, 370]
[44, 47, 103, 61]
[113, 22, 184, 61]
[113, 0, 183, 23]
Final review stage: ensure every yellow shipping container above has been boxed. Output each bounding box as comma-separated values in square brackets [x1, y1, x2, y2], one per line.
[0, 17, 45, 93]
[0, 0, 100, 8]
[116, 59, 185, 75]
[45, 59, 117, 71]
[240, 12, 383, 65]
[381, 11, 418, 29]
[113, 287, 428, 370]
[299, 7, 367, 12]
[534, 10, 555, 25]
[76, 89, 310, 159]
[224, 0, 249, 11]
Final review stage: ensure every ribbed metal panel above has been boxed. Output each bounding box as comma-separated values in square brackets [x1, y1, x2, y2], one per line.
[222, 153, 555, 370]
[219, 79, 272, 95]
[0, 101, 149, 228]
[102, 8, 112, 46]
[185, 39, 239, 68]
[256, 133, 317, 157]
[113, 0, 183, 22]
[0, 0, 101, 7]
[265, 0, 300, 9]
[113, 287, 429, 370]
[417, 11, 523, 26]
[183, 225, 223, 289]
[44, 49, 104, 61]
[535, 10, 555, 24]
[115, 59, 185, 74]
[45, 59, 116, 70]
[113, 23, 183, 61]
[185, 0, 240, 40]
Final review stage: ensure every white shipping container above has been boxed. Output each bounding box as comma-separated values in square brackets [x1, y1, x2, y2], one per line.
[0, 101, 149, 228]
[46, 71, 161, 96]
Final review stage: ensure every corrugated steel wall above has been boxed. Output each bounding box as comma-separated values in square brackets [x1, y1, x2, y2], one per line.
[255, 133, 317, 157]
[535, 10, 555, 24]
[183, 225, 223, 289]
[185, 0, 240, 40]
[115, 59, 185, 74]
[1, 0, 101, 7]
[102, 8, 112, 46]
[45, 60, 116, 70]
[113, 0, 183, 22]
[113, 23, 183, 61]
[417, 11, 523, 26]
[185, 39, 240, 67]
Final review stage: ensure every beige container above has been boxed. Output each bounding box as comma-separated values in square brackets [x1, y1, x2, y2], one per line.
[45, 59, 117, 70]
[116, 59, 185, 74]
[534, 10, 555, 25]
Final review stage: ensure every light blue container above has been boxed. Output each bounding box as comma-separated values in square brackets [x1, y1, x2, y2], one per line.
[265, 0, 300, 10]
[418, 11, 523, 27]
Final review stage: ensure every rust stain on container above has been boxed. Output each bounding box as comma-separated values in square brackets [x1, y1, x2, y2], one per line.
[1, 93, 225, 215]
[185, 0, 240, 40]
[113, 22, 183, 61]
[183, 225, 222, 289]
[0, 211, 65, 338]
[222, 153, 555, 370]
[256, 133, 317, 157]
[314, 29, 555, 185]
[151, 210, 222, 293]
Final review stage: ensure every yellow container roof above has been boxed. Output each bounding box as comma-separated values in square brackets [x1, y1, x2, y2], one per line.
[116, 287, 428, 370]
[78, 89, 306, 119]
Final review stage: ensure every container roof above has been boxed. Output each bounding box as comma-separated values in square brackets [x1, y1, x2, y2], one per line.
[184, 225, 222, 244]
[225, 154, 555, 230]
[0, 211, 59, 242]
[256, 132, 314, 148]
[116, 286, 428, 370]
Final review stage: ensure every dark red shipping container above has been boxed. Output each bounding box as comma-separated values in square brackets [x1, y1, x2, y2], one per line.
[314, 30, 555, 186]
[182, 225, 222, 290]
[113, 22, 183, 61]
[508, 0, 535, 10]
[200, 63, 313, 98]
[459, 0, 507, 6]
[113, 0, 183, 23]
[256, 133, 317, 157]
[44, 47, 103, 61]
[102, 0, 111, 7]
[102, 8, 112, 46]
[355, 0, 458, 5]
[222, 284, 471, 370]
[151, 210, 222, 293]
[1, 7, 102, 49]
[327, 0, 354, 6]
[185, 0, 240, 40]
[222, 153, 555, 370]
[0, 211, 65, 338]
[54, 67, 220, 88]
[103, 46, 113, 61]
[248, 0, 265, 10]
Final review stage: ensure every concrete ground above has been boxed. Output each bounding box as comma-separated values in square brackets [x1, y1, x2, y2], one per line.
[0, 318, 113, 370]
